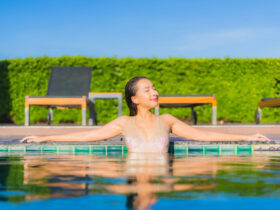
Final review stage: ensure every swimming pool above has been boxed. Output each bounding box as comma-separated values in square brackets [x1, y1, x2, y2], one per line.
[1, 148, 280, 210]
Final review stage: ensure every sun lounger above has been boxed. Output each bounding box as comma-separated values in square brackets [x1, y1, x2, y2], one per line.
[255, 97, 280, 124]
[25, 67, 92, 126]
[155, 95, 217, 125]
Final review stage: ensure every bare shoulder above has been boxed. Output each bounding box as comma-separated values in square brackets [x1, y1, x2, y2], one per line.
[113, 116, 130, 126]
[113, 116, 131, 135]
[117, 115, 130, 121]
[159, 114, 177, 121]
[159, 114, 177, 128]
[159, 114, 188, 126]
[101, 116, 131, 135]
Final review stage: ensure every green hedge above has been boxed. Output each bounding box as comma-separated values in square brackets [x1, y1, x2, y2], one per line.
[0, 56, 279, 124]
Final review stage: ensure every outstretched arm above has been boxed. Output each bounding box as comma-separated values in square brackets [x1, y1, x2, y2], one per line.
[162, 114, 269, 142]
[21, 116, 128, 143]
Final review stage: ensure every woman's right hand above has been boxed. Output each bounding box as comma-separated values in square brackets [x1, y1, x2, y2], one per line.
[20, 136, 48, 143]
[246, 133, 270, 142]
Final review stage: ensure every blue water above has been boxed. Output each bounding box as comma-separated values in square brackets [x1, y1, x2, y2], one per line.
[0, 152, 280, 209]
[2, 195, 280, 210]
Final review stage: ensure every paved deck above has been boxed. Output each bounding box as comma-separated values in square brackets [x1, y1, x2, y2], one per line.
[0, 124, 279, 155]
[0, 124, 279, 142]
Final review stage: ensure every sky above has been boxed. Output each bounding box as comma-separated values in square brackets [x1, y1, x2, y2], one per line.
[0, 0, 280, 59]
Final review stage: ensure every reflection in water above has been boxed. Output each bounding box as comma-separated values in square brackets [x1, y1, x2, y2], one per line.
[0, 152, 280, 209]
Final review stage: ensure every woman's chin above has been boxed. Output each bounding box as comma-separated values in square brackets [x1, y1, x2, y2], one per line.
[150, 102, 159, 108]
[142, 102, 158, 110]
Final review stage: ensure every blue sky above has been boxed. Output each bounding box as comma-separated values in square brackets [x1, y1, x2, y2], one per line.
[0, 0, 280, 59]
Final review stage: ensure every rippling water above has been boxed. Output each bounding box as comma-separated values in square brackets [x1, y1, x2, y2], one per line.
[1, 152, 280, 209]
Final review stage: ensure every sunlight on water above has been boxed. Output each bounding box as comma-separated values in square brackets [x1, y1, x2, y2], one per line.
[0, 152, 280, 209]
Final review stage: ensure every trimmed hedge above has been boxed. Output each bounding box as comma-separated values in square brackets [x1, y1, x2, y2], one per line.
[0, 56, 279, 124]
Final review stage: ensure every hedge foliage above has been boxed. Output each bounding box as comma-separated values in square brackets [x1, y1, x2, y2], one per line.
[0, 56, 280, 124]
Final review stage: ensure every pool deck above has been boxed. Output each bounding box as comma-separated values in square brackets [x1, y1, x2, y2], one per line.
[0, 124, 280, 154]
[0, 124, 280, 142]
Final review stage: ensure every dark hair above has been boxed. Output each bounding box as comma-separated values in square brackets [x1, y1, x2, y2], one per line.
[125, 76, 147, 116]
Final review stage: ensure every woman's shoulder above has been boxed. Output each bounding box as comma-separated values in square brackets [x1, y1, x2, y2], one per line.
[158, 114, 176, 128]
[109, 116, 132, 134]
[159, 113, 175, 120]
[118, 115, 130, 119]
[116, 115, 131, 123]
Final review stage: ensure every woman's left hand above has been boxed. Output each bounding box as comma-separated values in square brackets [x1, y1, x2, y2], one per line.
[20, 136, 47, 143]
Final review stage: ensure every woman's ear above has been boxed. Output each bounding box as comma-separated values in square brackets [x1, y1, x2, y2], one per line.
[131, 96, 139, 104]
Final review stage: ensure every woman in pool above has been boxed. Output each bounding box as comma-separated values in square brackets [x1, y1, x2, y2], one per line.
[21, 76, 269, 152]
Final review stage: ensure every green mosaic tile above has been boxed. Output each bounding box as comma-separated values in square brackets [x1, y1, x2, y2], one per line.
[107, 145, 122, 151]
[173, 152, 188, 157]
[188, 151, 204, 156]
[91, 146, 106, 151]
[75, 151, 91, 155]
[221, 150, 235, 156]
[221, 145, 235, 151]
[188, 145, 203, 151]
[75, 146, 90, 152]
[237, 150, 252, 156]
[123, 150, 128, 155]
[91, 151, 106, 155]
[237, 145, 252, 151]
[204, 150, 219, 156]
[26, 146, 41, 151]
[9, 146, 25, 151]
[174, 145, 187, 151]
[204, 145, 219, 151]
[0, 143, 270, 156]
[58, 146, 74, 152]
[107, 151, 123, 157]
[57, 151, 74, 155]
[42, 146, 57, 151]
[0, 146, 8, 151]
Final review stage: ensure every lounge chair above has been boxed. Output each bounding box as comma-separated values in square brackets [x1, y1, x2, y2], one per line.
[255, 97, 280, 124]
[155, 95, 217, 125]
[25, 67, 92, 126]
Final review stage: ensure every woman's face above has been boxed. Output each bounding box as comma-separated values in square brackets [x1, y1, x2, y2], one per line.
[132, 79, 159, 109]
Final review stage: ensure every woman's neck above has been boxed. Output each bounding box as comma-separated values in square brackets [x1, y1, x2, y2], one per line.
[135, 107, 154, 120]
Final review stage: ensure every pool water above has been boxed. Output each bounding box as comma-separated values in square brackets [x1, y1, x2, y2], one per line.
[0, 152, 280, 209]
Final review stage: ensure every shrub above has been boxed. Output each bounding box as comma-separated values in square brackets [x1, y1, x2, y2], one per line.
[0, 56, 279, 124]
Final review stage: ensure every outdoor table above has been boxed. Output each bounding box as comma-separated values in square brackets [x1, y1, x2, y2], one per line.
[88, 92, 122, 125]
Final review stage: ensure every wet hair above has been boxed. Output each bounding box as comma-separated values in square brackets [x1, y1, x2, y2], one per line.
[125, 76, 147, 116]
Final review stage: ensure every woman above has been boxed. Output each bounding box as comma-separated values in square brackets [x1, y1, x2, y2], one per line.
[21, 76, 269, 152]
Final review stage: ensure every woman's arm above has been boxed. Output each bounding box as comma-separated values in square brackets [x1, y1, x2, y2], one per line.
[21, 116, 129, 143]
[161, 114, 269, 142]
